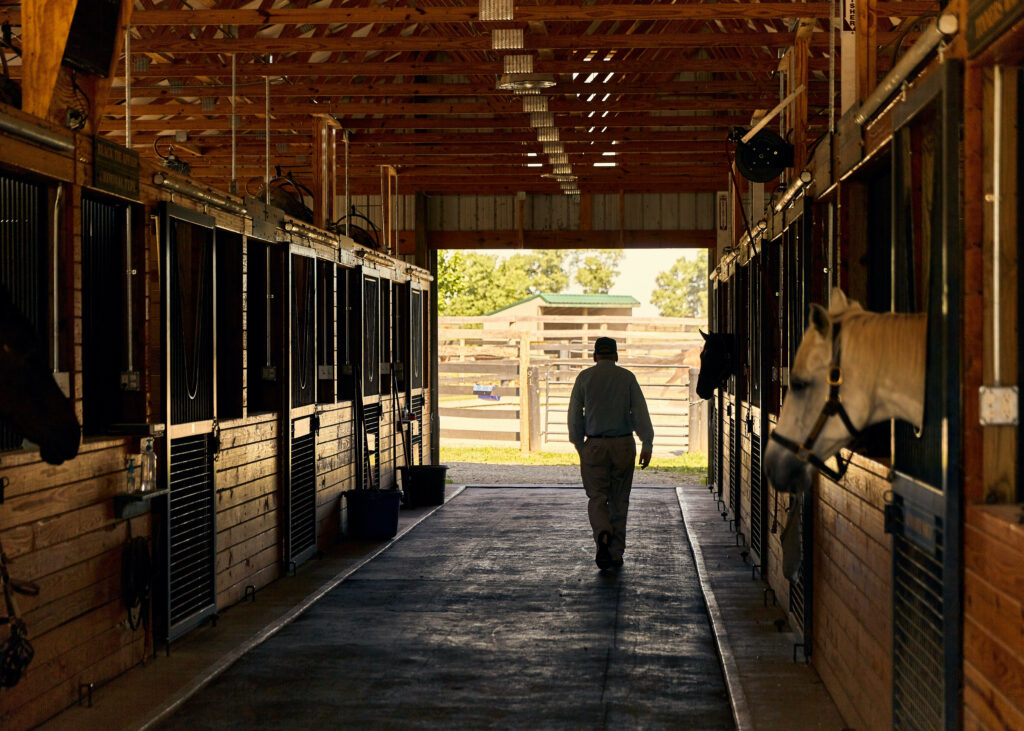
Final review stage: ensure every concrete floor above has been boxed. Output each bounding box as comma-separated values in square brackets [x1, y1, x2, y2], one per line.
[45, 480, 844, 730]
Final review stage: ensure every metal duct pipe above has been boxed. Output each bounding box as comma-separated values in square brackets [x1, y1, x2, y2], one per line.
[344, 129, 350, 238]
[152, 172, 246, 215]
[992, 65, 1003, 384]
[231, 54, 237, 193]
[773, 170, 813, 214]
[265, 75, 271, 206]
[283, 220, 337, 248]
[0, 111, 73, 151]
[52, 185, 63, 372]
[125, 205, 134, 373]
[853, 13, 959, 125]
[125, 28, 131, 148]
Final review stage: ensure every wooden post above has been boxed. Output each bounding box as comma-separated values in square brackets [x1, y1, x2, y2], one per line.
[528, 365, 541, 453]
[519, 333, 531, 453]
[22, 0, 79, 119]
[312, 117, 329, 229]
[89, 0, 134, 134]
[688, 367, 707, 454]
[855, 0, 878, 104]
[793, 20, 812, 171]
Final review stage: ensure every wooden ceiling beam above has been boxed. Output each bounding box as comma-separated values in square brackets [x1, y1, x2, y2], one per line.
[420, 229, 717, 251]
[105, 96, 783, 116]
[121, 57, 838, 78]
[133, 30, 906, 54]
[99, 112, 754, 133]
[126, 3, 932, 26]
[116, 79, 787, 97]
[185, 142, 733, 158]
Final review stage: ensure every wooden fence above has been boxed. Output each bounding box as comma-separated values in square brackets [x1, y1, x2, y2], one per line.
[438, 314, 706, 453]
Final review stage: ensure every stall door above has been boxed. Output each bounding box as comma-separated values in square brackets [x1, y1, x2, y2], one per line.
[0, 173, 47, 452]
[888, 62, 962, 730]
[160, 203, 217, 642]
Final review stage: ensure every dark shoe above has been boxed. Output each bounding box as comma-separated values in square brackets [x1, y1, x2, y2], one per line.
[595, 531, 613, 570]
[610, 557, 624, 569]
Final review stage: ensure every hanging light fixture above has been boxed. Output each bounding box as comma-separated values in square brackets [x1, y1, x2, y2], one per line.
[492, 28, 524, 50]
[522, 96, 547, 113]
[529, 112, 554, 128]
[497, 73, 556, 93]
[480, 0, 514, 21]
[504, 55, 533, 75]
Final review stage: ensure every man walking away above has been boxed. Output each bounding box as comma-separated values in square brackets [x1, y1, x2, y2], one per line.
[568, 337, 654, 570]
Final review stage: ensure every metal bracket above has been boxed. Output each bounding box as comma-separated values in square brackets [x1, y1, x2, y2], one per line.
[979, 386, 1018, 426]
[793, 642, 810, 664]
[78, 682, 94, 708]
[883, 494, 901, 535]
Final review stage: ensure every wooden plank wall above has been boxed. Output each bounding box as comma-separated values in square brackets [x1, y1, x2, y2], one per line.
[963, 58, 1023, 731]
[811, 456, 893, 731]
[0, 121, 432, 729]
[963, 506, 1024, 729]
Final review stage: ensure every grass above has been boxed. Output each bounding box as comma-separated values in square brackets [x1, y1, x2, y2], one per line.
[439, 445, 708, 478]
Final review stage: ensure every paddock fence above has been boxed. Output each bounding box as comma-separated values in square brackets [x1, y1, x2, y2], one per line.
[438, 314, 707, 453]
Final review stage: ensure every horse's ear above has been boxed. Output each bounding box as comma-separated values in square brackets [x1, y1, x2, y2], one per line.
[828, 288, 849, 313]
[809, 303, 830, 336]
[699, 329, 708, 341]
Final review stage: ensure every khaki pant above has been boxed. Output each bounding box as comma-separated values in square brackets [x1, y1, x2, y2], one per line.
[580, 436, 636, 560]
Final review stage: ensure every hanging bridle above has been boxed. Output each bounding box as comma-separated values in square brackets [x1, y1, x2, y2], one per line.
[769, 323, 862, 482]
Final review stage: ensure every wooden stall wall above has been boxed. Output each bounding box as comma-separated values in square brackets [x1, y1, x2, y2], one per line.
[813, 459, 894, 731]
[962, 48, 1024, 729]
[0, 124, 152, 729]
[0, 114, 433, 729]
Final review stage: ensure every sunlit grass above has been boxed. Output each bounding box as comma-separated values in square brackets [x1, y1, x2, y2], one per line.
[440, 446, 707, 477]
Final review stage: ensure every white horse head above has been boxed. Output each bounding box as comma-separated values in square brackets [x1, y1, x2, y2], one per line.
[764, 288, 926, 493]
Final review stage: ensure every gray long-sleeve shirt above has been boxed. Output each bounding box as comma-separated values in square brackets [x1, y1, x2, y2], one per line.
[568, 360, 654, 452]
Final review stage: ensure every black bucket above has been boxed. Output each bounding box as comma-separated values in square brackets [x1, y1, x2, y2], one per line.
[399, 465, 448, 507]
[347, 489, 401, 540]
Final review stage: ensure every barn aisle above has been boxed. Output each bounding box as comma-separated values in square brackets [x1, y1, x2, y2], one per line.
[155, 487, 733, 730]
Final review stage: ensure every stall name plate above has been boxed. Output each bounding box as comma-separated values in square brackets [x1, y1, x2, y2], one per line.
[967, 0, 1024, 56]
[93, 137, 140, 198]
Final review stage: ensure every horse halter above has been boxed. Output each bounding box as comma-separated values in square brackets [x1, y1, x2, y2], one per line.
[769, 323, 862, 482]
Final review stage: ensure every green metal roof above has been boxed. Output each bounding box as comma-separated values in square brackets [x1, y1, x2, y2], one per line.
[487, 293, 640, 315]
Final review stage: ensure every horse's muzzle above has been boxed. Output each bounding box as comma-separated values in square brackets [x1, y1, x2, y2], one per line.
[763, 439, 812, 494]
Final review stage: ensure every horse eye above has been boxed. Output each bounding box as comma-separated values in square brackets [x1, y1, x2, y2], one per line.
[790, 377, 810, 393]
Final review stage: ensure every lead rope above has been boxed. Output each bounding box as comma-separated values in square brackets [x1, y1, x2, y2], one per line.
[0, 535, 36, 688]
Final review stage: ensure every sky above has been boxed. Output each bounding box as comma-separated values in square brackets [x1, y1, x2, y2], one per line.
[492, 248, 703, 317]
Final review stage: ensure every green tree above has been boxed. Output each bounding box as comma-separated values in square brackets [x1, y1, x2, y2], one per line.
[438, 250, 573, 316]
[504, 250, 569, 295]
[437, 250, 468, 315]
[650, 251, 708, 318]
[572, 249, 624, 294]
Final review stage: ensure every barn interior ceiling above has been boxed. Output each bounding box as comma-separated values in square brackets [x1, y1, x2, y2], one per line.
[3, 0, 930, 197]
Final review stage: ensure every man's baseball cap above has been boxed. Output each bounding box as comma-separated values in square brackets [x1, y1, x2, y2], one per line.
[594, 336, 617, 355]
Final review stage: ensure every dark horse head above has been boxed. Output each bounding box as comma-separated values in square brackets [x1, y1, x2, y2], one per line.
[696, 330, 736, 400]
[0, 285, 80, 464]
